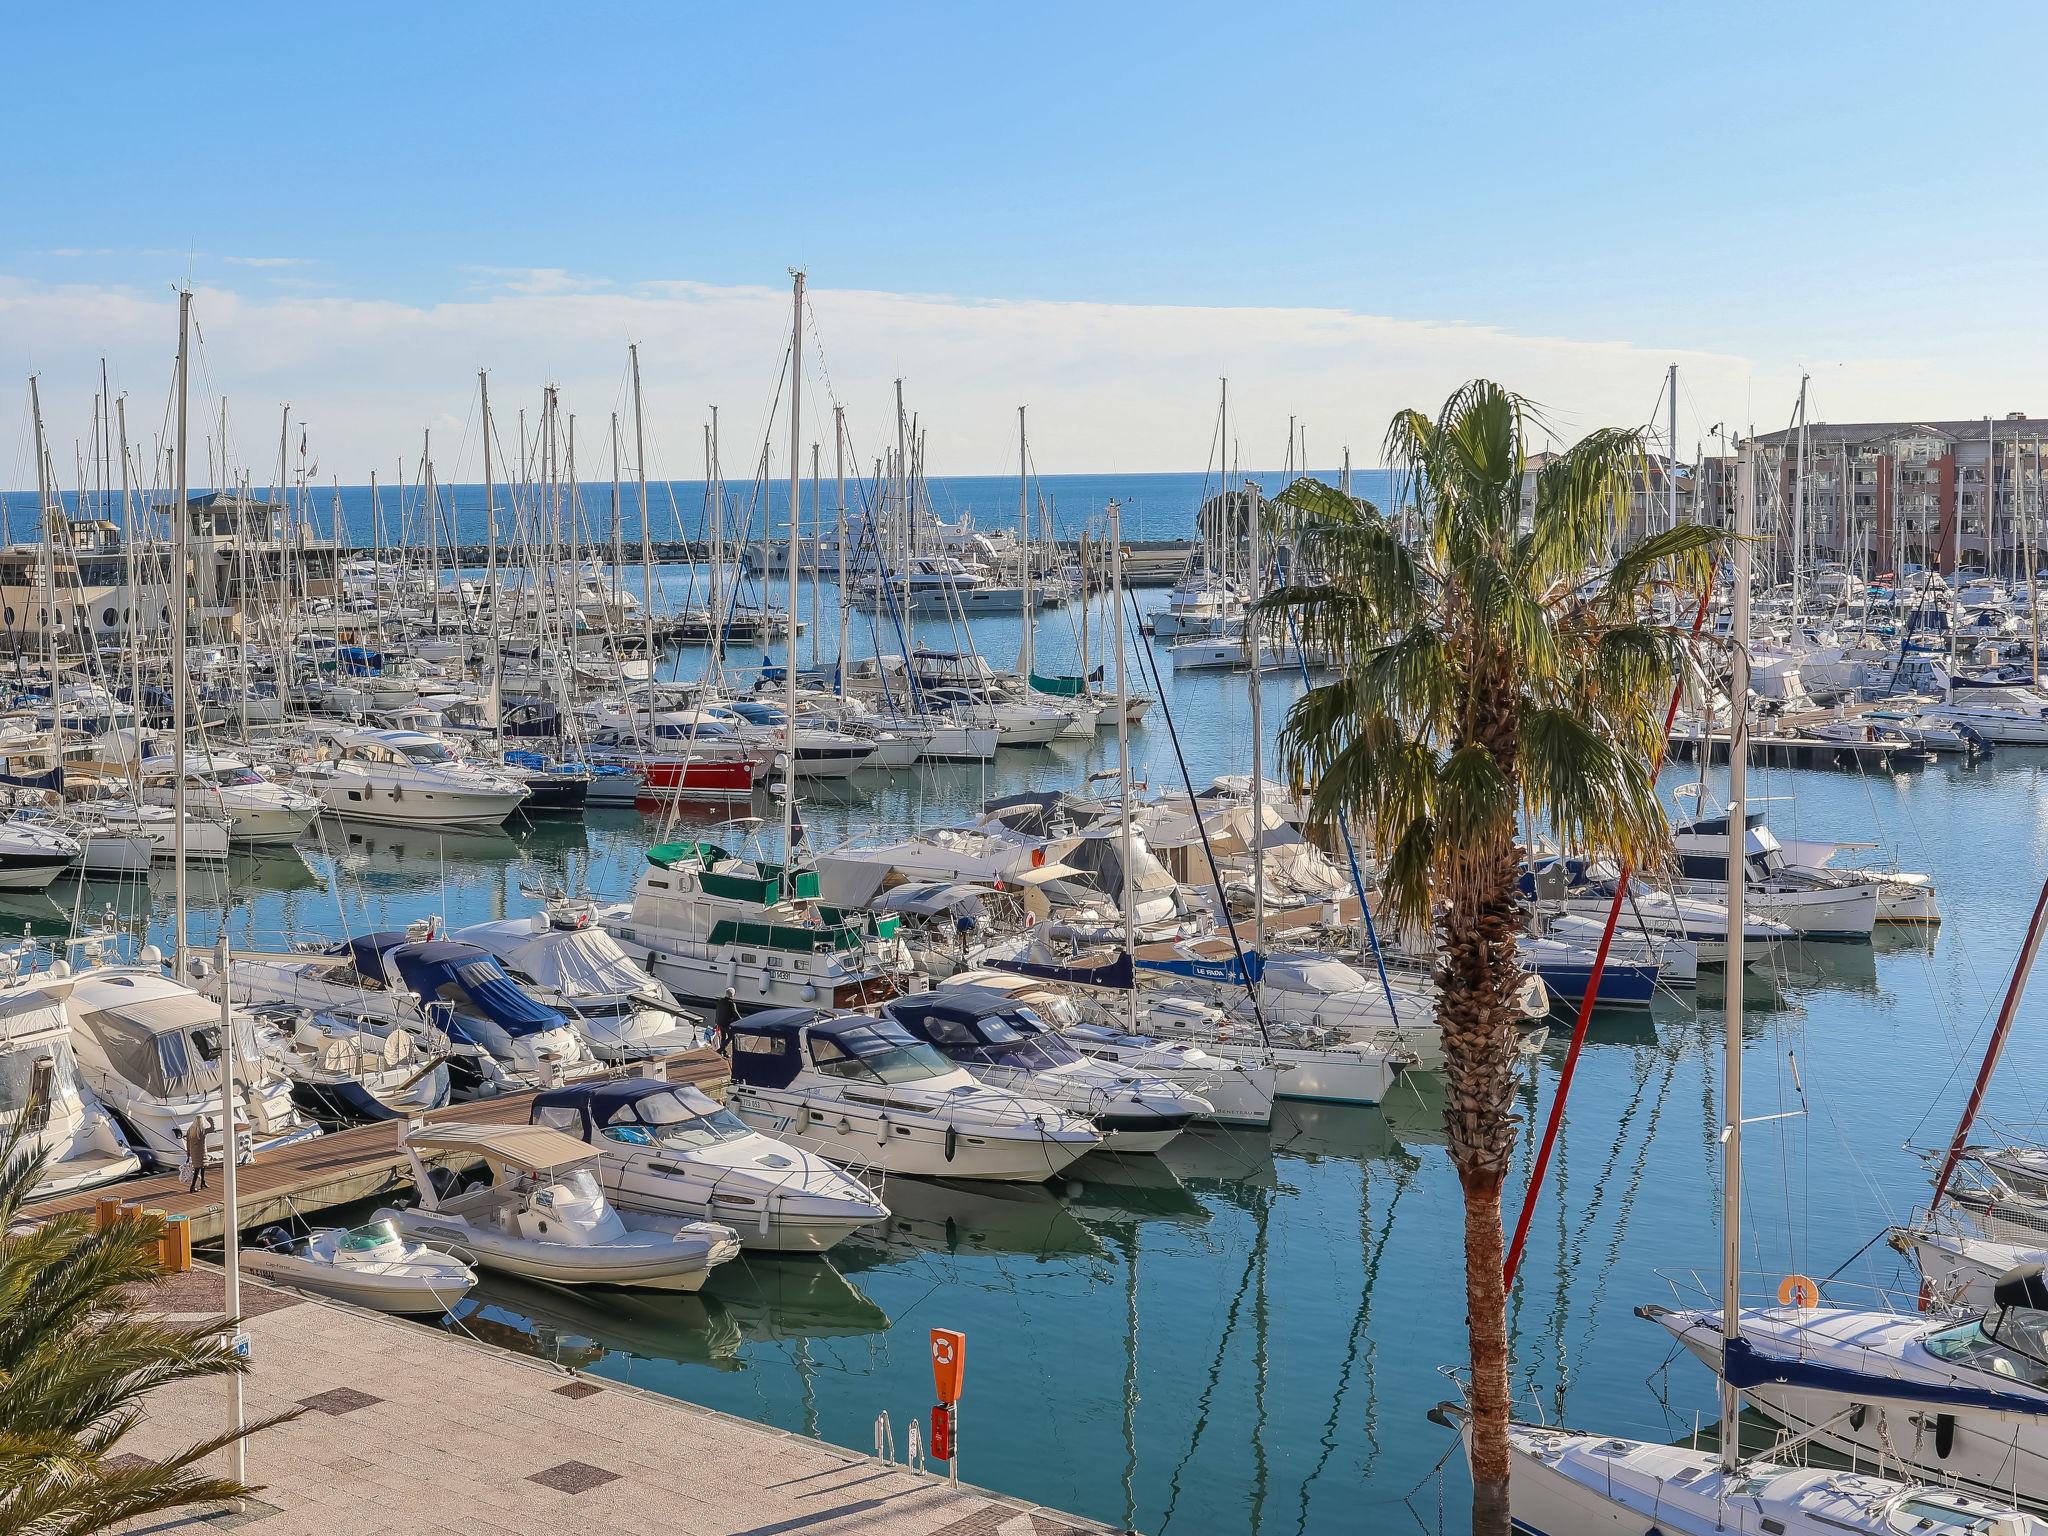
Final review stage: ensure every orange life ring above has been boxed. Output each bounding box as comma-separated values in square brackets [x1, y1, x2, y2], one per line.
[1778, 1273, 1820, 1308]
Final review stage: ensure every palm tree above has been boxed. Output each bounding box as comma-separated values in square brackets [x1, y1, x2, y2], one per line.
[1253, 380, 1721, 1536]
[0, 1119, 294, 1535]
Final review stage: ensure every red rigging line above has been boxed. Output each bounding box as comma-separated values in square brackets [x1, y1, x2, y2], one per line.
[1504, 580, 1712, 1291]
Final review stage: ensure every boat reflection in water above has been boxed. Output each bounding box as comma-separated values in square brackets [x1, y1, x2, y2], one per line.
[1057, 1150, 1208, 1227]
[187, 846, 323, 901]
[704, 1255, 889, 1344]
[316, 820, 522, 876]
[839, 1176, 1103, 1264]
[448, 1274, 744, 1372]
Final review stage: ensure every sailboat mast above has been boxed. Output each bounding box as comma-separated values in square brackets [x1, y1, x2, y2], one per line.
[1791, 375, 1809, 614]
[834, 406, 849, 698]
[1110, 500, 1136, 1032]
[480, 375, 502, 763]
[1249, 457, 1266, 960]
[1667, 364, 1680, 535]
[610, 413, 624, 610]
[1018, 406, 1033, 686]
[782, 271, 804, 862]
[172, 287, 192, 978]
[1720, 438, 1756, 1472]
[809, 441, 821, 669]
[630, 346, 654, 747]
[28, 377, 59, 806]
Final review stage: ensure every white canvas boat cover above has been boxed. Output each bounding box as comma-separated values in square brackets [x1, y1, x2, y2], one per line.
[456, 919, 666, 1002]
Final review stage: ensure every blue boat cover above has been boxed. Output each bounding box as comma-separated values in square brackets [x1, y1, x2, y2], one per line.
[382, 939, 567, 1037]
[988, 949, 1136, 991]
[530, 1077, 674, 1139]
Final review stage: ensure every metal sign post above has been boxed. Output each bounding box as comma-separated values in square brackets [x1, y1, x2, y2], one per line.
[930, 1328, 964, 1484]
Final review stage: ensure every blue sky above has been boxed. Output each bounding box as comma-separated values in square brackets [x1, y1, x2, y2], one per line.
[5, 3, 2045, 475]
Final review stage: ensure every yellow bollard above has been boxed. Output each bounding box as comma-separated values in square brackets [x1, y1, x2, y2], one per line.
[160, 1216, 192, 1274]
[95, 1196, 123, 1231]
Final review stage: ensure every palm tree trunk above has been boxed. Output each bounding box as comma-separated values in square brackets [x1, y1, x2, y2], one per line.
[1437, 823, 1525, 1536]
[1460, 1162, 1512, 1534]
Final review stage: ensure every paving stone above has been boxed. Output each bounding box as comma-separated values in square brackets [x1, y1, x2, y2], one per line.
[295, 1386, 382, 1415]
[527, 1460, 621, 1494]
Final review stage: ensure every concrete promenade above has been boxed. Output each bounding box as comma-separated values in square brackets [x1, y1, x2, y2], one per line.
[119, 1265, 1120, 1536]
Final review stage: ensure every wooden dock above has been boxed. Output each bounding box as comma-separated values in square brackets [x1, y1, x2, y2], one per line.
[1665, 731, 1929, 771]
[26, 1050, 729, 1242]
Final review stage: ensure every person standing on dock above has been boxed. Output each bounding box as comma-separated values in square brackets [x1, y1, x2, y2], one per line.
[182, 1116, 208, 1193]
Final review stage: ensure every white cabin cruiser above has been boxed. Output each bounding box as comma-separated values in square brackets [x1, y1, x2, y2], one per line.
[455, 905, 701, 1063]
[242, 1219, 476, 1315]
[600, 840, 920, 1013]
[61, 960, 320, 1168]
[139, 754, 321, 845]
[530, 1078, 887, 1254]
[1671, 809, 1880, 940]
[881, 987, 1210, 1153]
[0, 817, 80, 890]
[722, 1009, 1101, 1182]
[294, 728, 530, 827]
[938, 967, 1277, 1128]
[0, 964, 139, 1196]
[378, 1123, 741, 1291]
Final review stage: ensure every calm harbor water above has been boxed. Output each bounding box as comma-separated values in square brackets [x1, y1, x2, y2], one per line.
[45, 559, 2048, 1533]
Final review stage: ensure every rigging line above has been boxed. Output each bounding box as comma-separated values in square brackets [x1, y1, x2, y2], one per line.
[1122, 579, 1269, 1039]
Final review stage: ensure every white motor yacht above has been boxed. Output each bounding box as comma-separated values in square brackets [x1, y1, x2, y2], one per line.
[455, 904, 702, 1062]
[0, 817, 80, 889]
[139, 754, 322, 845]
[380, 1123, 742, 1291]
[61, 958, 321, 1168]
[0, 962, 140, 1196]
[1134, 986, 1415, 1106]
[530, 1078, 888, 1254]
[294, 727, 530, 827]
[936, 967, 1276, 1127]
[600, 840, 920, 1013]
[881, 987, 1210, 1153]
[1671, 808, 1880, 940]
[722, 1009, 1101, 1182]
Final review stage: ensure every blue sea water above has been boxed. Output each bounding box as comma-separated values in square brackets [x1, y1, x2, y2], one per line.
[9, 485, 2038, 1534]
[0, 468, 1404, 550]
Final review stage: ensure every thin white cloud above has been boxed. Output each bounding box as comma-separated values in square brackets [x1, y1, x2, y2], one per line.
[460, 266, 611, 297]
[0, 270, 2015, 488]
[222, 256, 310, 269]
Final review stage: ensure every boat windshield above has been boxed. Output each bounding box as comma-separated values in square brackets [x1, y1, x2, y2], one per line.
[809, 1023, 949, 1085]
[338, 1220, 402, 1252]
[970, 1011, 1083, 1069]
[210, 766, 265, 787]
[612, 1090, 751, 1149]
[397, 740, 453, 765]
[1923, 1314, 2048, 1385]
